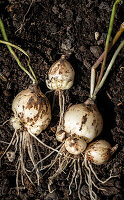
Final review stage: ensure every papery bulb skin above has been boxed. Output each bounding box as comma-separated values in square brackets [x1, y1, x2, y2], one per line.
[46, 55, 75, 91]
[12, 84, 51, 136]
[85, 140, 118, 165]
[64, 99, 103, 143]
[65, 136, 87, 155]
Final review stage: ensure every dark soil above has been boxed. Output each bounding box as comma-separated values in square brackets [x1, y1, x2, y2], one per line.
[0, 0, 124, 200]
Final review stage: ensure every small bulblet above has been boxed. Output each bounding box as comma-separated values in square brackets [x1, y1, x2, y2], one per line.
[56, 130, 66, 142]
[46, 55, 75, 90]
[85, 140, 118, 165]
[12, 85, 51, 136]
[65, 136, 87, 155]
[10, 116, 22, 131]
[63, 99, 103, 143]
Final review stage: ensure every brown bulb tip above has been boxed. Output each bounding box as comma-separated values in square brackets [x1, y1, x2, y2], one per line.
[84, 98, 95, 105]
[61, 55, 66, 60]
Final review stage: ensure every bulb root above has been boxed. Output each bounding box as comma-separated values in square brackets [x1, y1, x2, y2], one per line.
[0, 129, 47, 194]
[83, 157, 118, 200]
[46, 146, 118, 200]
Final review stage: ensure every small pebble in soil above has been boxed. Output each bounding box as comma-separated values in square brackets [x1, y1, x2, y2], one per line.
[52, 6, 59, 14]
[76, 16, 82, 23]
[0, 177, 9, 196]
[3, 90, 11, 97]
[6, 151, 15, 162]
[95, 32, 100, 40]
[61, 38, 74, 52]
[90, 46, 102, 58]
[99, 2, 111, 12]
[66, 9, 73, 22]
[45, 192, 58, 200]
[79, 45, 86, 53]
[97, 33, 108, 45]
[83, 59, 91, 69]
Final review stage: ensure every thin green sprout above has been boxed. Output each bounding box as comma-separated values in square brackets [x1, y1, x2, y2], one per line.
[90, 22, 124, 73]
[97, 0, 123, 85]
[90, 22, 124, 98]
[0, 19, 37, 84]
[92, 40, 124, 100]
[0, 40, 37, 83]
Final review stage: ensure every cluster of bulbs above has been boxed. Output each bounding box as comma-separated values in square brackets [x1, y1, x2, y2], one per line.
[0, 2, 123, 198]
[46, 55, 117, 162]
[7, 55, 117, 200]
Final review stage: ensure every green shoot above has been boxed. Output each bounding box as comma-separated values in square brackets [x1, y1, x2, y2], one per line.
[0, 18, 37, 84]
[90, 22, 124, 97]
[92, 40, 124, 100]
[91, 22, 124, 72]
[97, 0, 123, 85]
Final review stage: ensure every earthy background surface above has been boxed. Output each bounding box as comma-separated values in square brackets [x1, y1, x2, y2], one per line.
[0, 0, 124, 199]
